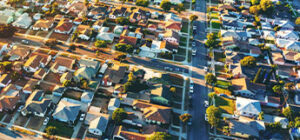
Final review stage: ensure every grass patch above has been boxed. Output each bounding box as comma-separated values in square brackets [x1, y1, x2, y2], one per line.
[181, 20, 189, 33]
[215, 65, 224, 72]
[216, 80, 231, 89]
[62, 89, 83, 101]
[188, 50, 192, 62]
[215, 96, 235, 114]
[177, 47, 186, 55]
[209, 12, 219, 19]
[162, 73, 184, 86]
[214, 87, 232, 95]
[46, 119, 74, 138]
[214, 51, 226, 63]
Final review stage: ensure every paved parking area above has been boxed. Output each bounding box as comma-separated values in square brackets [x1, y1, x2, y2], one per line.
[26, 116, 44, 130]
[14, 115, 29, 127]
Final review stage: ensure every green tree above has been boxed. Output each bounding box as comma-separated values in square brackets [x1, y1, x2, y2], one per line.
[272, 85, 282, 95]
[253, 68, 262, 83]
[189, 15, 198, 22]
[206, 106, 221, 128]
[249, 5, 261, 15]
[240, 56, 256, 67]
[45, 126, 56, 136]
[69, 44, 77, 50]
[95, 40, 107, 48]
[285, 82, 295, 91]
[208, 92, 216, 99]
[251, 0, 259, 5]
[169, 87, 176, 93]
[282, 106, 293, 120]
[223, 126, 230, 136]
[205, 73, 217, 85]
[179, 113, 192, 123]
[0, 25, 16, 38]
[295, 17, 300, 25]
[115, 43, 134, 53]
[112, 108, 127, 124]
[258, 112, 264, 120]
[135, 0, 149, 7]
[116, 54, 127, 62]
[260, 0, 274, 14]
[84, 0, 89, 6]
[11, 71, 20, 82]
[160, 0, 172, 12]
[45, 39, 58, 48]
[116, 17, 129, 25]
[63, 80, 71, 87]
[0, 61, 12, 72]
[205, 33, 219, 48]
[147, 132, 171, 140]
[175, 3, 185, 13]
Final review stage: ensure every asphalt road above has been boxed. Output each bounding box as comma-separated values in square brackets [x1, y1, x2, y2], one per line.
[188, 0, 210, 139]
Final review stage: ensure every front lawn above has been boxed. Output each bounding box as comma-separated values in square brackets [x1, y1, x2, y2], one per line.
[177, 47, 186, 55]
[162, 74, 184, 86]
[45, 119, 74, 138]
[214, 51, 226, 63]
[62, 89, 83, 101]
[216, 80, 231, 89]
[215, 96, 235, 114]
[214, 87, 232, 95]
[181, 20, 189, 33]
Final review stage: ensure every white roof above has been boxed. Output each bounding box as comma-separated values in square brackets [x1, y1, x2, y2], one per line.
[276, 38, 292, 48]
[276, 30, 299, 40]
[96, 32, 114, 41]
[108, 98, 120, 108]
[12, 13, 32, 28]
[100, 27, 109, 33]
[263, 30, 275, 39]
[236, 97, 261, 114]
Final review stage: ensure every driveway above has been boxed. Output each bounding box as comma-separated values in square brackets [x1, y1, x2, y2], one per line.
[26, 116, 44, 130]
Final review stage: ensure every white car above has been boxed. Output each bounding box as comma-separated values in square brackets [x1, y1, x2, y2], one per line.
[204, 101, 209, 107]
[205, 114, 208, 121]
[192, 42, 196, 47]
[43, 117, 49, 125]
[188, 117, 192, 125]
[189, 88, 194, 93]
[192, 49, 197, 56]
[79, 113, 86, 121]
[193, 26, 197, 30]
[204, 67, 208, 72]
[21, 40, 29, 44]
[17, 105, 24, 112]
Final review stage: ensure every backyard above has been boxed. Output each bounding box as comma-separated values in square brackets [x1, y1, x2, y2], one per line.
[215, 96, 235, 114]
[45, 119, 74, 138]
[62, 89, 83, 101]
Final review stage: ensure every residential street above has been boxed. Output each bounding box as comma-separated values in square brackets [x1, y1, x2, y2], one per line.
[188, 0, 210, 139]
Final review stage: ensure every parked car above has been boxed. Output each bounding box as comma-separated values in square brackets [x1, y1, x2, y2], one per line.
[204, 67, 208, 72]
[205, 114, 208, 121]
[192, 42, 196, 47]
[79, 113, 86, 121]
[188, 117, 192, 125]
[204, 101, 209, 107]
[17, 105, 24, 112]
[43, 117, 49, 125]
[193, 25, 197, 30]
[192, 49, 197, 56]
[21, 40, 29, 44]
[66, 49, 72, 52]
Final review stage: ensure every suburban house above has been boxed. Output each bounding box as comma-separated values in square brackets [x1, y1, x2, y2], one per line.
[50, 56, 75, 74]
[77, 25, 92, 40]
[102, 66, 127, 86]
[73, 67, 97, 82]
[160, 40, 179, 53]
[0, 44, 8, 56]
[132, 100, 171, 125]
[164, 13, 182, 22]
[164, 21, 182, 32]
[88, 6, 107, 19]
[108, 98, 120, 113]
[60, 72, 72, 84]
[109, 7, 127, 19]
[161, 30, 180, 45]
[52, 98, 81, 124]
[0, 84, 20, 112]
[229, 119, 264, 138]
[52, 85, 66, 97]
[22, 78, 39, 94]
[8, 46, 30, 61]
[113, 25, 124, 35]
[78, 59, 101, 72]
[21, 90, 51, 117]
[0, 74, 11, 88]
[285, 42, 300, 52]
[23, 52, 51, 73]
[33, 68, 46, 80]
[12, 13, 32, 29]
[32, 19, 54, 31]
[262, 30, 276, 41]
[236, 97, 261, 117]
[67, 1, 87, 17]
[92, 20, 104, 30]
[232, 78, 266, 98]
[54, 18, 73, 34]
[276, 30, 299, 41]
[263, 114, 289, 128]
[81, 91, 94, 104]
[84, 106, 109, 136]
[96, 32, 115, 43]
